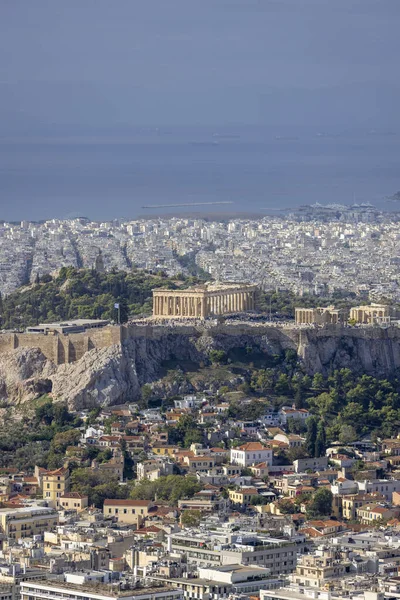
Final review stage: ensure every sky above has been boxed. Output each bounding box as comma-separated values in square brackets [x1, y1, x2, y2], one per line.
[1, 0, 400, 134]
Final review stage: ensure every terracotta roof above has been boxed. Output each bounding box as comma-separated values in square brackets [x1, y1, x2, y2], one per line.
[44, 467, 68, 476]
[135, 525, 162, 534]
[237, 442, 271, 451]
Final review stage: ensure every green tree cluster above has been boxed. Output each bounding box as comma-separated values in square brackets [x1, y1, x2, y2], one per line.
[0, 267, 202, 329]
[71, 468, 128, 507]
[130, 475, 201, 504]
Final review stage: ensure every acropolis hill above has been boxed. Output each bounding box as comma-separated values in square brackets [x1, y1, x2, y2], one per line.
[2, 320, 400, 409]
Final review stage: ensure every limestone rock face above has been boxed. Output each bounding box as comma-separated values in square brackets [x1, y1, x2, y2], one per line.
[0, 347, 55, 404]
[50, 344, 140, 410]
[3, 324, 400, 410]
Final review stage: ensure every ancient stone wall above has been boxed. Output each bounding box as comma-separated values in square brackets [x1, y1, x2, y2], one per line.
[2, 322, 400, 374]
[0, 326, 123, 365]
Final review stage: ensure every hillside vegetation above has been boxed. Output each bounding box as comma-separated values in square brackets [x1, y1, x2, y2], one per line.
[0, 267, 204, 329]
[0, 264, 368, 330]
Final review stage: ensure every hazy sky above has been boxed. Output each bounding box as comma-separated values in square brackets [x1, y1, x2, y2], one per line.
[1, 0, 400, 133]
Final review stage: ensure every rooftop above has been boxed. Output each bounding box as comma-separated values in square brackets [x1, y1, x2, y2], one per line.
[20, 581, 176, 599]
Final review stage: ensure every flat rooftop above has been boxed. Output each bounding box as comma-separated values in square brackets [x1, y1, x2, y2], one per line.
[21, 580, 176, 598]
[26, 319, 109, 332]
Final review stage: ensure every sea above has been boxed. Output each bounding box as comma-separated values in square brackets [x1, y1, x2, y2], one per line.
[1, 126, 400, 221]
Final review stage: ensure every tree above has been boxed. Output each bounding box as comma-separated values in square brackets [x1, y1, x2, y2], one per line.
[287, 446, 309, 463]
[294, 385, 304, 409]
[252, 369, 274, 394]
[52, 402, 73, 428]
[250, 495, 268, 505]
[307, 488, 333, 517]
[338, 424, 357, 444]
[50, 429, 80, 454]
[120, 439, 135, 479]
[130, 475, 201, 504]
[312, 373, 325, 392]
[287, 417, 306, 434]
[141, 384, 152, 406]
[339, 402, 364, 428]
[278, 498, 296, 514]
[305, 416, 318, 457]
[71, 468, 126, 507]
[274, 373, 291, 395]
[209, 350, 227, 364]
[219, 386, 230, 397]
[308, 392, 335, 418]
[35, 398, 54, 425]
[314, 420, 326, 458]
[181, 509, 202, 527]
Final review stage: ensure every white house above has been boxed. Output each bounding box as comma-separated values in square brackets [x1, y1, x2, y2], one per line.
[230, 442, 273, 467]
[278, 406, 310, 425]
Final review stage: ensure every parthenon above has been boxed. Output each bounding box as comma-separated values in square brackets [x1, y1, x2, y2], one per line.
[152, 283, 257, 319]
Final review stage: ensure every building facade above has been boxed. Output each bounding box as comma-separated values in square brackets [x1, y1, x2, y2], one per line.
[0, 506, 58, 540]
[230, 443, 273, 467]
[41, 467, 70, 507]
[103, 499, 154, 525]
[20, 581, 182, 600]
[295, 306, 348, 326]
[152, 283, 257, 319]
[350, 303, 395, 325]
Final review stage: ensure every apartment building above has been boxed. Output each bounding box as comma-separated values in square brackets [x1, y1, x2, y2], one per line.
[59, 492, 88, 512]
[152, 564, 282, 600]
[20, 581, 182, 600]
[167, 534, 301, 575]
[230, 443, 273, 467]
[103, 499, 154, 526]
[0, 506, 58, 540]
[41, 467, 70, 507]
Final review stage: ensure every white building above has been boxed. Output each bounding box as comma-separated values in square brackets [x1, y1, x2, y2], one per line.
[230, 442, 273, 467]
[278, 407, 310, 425]
[20, 581, 182, 600]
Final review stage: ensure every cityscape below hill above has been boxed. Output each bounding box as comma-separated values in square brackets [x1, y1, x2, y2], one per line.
[2, 206, 400, 304]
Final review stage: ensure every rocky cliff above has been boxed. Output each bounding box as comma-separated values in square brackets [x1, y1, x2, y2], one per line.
[2, 323, 400, 410]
